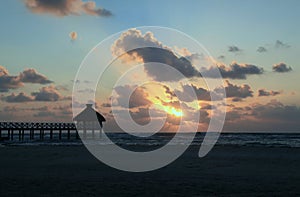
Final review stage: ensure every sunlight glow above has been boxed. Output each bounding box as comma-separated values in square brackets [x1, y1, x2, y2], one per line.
[163, 106, 183, 117]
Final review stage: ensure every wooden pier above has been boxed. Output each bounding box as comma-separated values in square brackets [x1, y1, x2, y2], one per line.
[0, 105, 105, 141]
[0, 122, 80, 141]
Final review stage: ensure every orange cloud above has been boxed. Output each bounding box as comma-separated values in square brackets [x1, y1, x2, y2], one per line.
[69, 31, 77, 41]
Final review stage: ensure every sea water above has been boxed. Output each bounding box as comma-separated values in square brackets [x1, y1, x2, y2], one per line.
[2, 132, 300, 148]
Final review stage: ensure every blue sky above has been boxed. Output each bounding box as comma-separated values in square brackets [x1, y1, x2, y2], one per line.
[0, 0, 299, 131]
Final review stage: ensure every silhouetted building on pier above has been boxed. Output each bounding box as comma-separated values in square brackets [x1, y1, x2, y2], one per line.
[73, 104, 106, 138]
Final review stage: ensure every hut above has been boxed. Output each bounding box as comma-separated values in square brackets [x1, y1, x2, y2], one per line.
[73, 104, 106, 138]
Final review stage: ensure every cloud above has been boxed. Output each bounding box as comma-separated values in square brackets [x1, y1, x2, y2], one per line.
[275, 40, 290, 49]
[81, 1, 111, 16]
[201, 62, 264, 79]
[217, 55, 225, 60]
[224, 100, 300, 131]
[33, 111, 56, 117]
[69, 31, 77, 41]
[0, 66, 52, 92]
[228, 45, 242, 53]
[174, 84, 222, 102]
[200, 103, 213, 110]
[77, 88, 95, 93]
[3, 92, 34, 103]
[162, 85, 176, 99]
[113, 85, 152, 109]
[19, 68, 53, 84]
[258, 89, 281, 97]
[216, 80, 253, 99]
[0, 66, 23, 92]
[256, 40, 290, 53]
[111, 30, 264, 81]
[141, 49, 201, 81]
[31, 85, 70, 101]
[111, 29, 202, 82]
[111, 29, 162, 57]
[0, 103, 73, 122]
[272, 62, 292, 73]
[231, 97, 243, 102]
[2, 85, 70, 102]
[24, 0, 112, 17]
[101, 102, 112, 108]
[257, 46, 267, 53]
[0, 66, 9, 76]
[129, 107, 152, 125]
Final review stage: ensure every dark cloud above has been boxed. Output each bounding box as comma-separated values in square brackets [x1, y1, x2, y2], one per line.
[174, 84, 222, 102]
[81, 1, 112, 16]
[231, 97, 243, 102]
[0, 66, 52, 92]
[77, 88, 95, 93]
[200, 103, 213, 110]
[130, 47, 201, 82]
[112, 30, 264, 81]
[201, 62, 264, 79]
[0, 66, 23, 92]
[257, 46, 267, 53]
[31, 85, 70, 101]
[111, 29, 201, 82]
[101, 103, 112, 108]
[228, 45, 242, 53]
[3, 92, 34, 103]
[217, 55, 225, 60]
[2, 85, 70, 102]
[0, 75, 23, 92]
[19, 68, 52, 84]
[2, 106, 19, 112]
[258, 89, 281, 97]
[162, 85, 176, 99]
[224, 100, 300, 131]
[216, 80, 253, 99]
[25, 0, 112, 17]
[129, 107, 152, 125]
[275, 40, 290, 49]
[114, 85, 152, 109]
[273, 62, 292, 73]
[256, 40, 290, 53]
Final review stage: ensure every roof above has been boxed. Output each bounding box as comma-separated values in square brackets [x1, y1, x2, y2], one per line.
[73, 104, 106, 122]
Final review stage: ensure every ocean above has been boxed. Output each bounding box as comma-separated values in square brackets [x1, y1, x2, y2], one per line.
[2, 132, 300, 148]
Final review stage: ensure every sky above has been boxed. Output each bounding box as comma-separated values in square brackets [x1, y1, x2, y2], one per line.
[0, 0, 300, 132]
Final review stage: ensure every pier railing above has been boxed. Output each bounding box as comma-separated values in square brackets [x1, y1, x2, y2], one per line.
[0, 122, 79, 141]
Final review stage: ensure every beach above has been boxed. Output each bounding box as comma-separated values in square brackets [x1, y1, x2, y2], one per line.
[1, 145, 300, 196]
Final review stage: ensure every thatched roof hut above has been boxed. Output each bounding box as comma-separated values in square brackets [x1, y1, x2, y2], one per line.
[73, 104, 106, 128]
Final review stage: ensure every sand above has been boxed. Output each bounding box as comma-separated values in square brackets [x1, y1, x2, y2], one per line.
[1, 145, 300, 196]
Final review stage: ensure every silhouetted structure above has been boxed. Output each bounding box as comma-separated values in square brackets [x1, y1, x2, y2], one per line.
[73, 104, 106, 138]
[0, 122, 77, 141]
[0, 104, 106, 141]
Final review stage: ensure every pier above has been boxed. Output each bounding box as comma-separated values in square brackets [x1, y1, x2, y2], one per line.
[0, 122, 79, 141]
[0, 104, 106, 141]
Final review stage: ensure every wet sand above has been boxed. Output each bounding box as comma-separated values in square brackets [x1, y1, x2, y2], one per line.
[1, 145, 300, 196]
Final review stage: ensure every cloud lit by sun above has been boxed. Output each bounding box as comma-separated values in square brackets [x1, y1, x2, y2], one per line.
[165, 106, 183, 117]
[151, 97, 183, 117]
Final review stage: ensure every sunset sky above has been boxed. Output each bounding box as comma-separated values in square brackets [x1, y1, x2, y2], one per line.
[0, 0, 300, 131]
